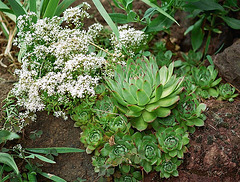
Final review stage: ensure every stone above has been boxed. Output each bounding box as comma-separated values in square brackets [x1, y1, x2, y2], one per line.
[214, 39, 240, 90]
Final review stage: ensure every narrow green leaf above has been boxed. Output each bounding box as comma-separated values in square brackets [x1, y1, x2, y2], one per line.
[40, 0, 49, 18]
[157, 95, 179, 107]
[27, 154, 56, 164]
[0, 130, 20, 144]
[30, 0, 37, 13]
[109, 13, 129, 24]
[8, 0, 27, 17]
[39, 172, 67, 182]
[0, 1, 16, 22]
[141, 0, 179, 26]
[221, 16, 240, 29]
[190, 0, 224, 11]
[92, 0, 119, 39]
[55, 0, 75, 16]
[43, 0, 60, 18]
[0, 153, 19, 174]
[26, 147, 85, 154]
[191, 17, 204, 51]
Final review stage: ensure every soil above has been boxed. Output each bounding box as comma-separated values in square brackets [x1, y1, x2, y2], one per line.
[0, 0, 240, 182]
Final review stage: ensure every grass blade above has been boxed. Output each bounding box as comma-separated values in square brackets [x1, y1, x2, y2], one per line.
[92, 0, 119, 39]
[43, 0, 60, 18]
[39, 172, 67, 182]
[29, 0, 37, 13]
[141, 0, 179, 26]
[8, 0, 27, 17]
[54, 0, 75, 16]
[0, 153, 19, 175]
[26, 147, 85, 154]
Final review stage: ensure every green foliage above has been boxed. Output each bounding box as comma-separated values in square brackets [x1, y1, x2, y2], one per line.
[80, 123, 105, 154]
[156, 157, 181, 178]
[184, 0, 240, 52]
[192, 65, 221, 98]
[218, 83, 238, 102]
[156, 127, 189, 159]
[106, 57, 183, 131]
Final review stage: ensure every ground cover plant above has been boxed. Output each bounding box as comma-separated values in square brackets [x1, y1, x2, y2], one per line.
[0, 0, 239, 181]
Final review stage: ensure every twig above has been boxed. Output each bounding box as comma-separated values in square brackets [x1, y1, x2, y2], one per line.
[229, 82, 240, 94]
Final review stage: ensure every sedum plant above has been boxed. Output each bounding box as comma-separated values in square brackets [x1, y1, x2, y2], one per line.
[106, 57, 184, 131]
[218, 83, 238, 102]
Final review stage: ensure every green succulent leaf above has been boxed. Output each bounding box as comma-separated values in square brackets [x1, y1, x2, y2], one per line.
[154, 107, 171, 118]
[137, 89, 150, 106]
[142, 110, 157, 123]
[131, 116, 148, 131]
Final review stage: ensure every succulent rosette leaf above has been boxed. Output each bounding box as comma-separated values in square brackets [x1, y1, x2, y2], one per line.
[100, 133, 136, 166]
[156, 157, 182, 178]
[176, 93, 206, 127]
[218, 83, 238, 102]
[133, 132, 162, 173]
[157, 127, 189, 159]
[192, 65, 221, 98]
[80, 124, 104, 154]
[106, 57, 183, 131]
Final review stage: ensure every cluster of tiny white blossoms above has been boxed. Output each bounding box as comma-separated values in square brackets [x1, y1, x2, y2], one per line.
[110, 24, 148, 56]
[63, 2, 91, 28]
[11, 4, 107, 122]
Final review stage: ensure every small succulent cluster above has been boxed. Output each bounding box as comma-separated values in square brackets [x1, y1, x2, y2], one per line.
[76, 56, 207, 180]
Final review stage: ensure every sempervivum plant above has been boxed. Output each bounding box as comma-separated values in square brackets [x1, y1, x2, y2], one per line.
[80, 123, 105, 154]
[192, 65, 221, 98]
[106, 57, 183, 131]
[156, 157, 182, 178]
[100, 133, 136, 166]
[109, 115, 131, 134]
[133, 132, 162, 173]
[218, 83, 238, 102]
[157, 127, 189, 159]
[176, 93, 206, 128]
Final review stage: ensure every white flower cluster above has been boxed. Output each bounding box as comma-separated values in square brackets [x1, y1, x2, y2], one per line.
[12, 4, 106, 120]
[63, 2, 91, 28]
[111, 25, 148, 56]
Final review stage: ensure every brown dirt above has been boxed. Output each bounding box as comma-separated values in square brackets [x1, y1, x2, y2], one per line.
[1, 0, 240, 182]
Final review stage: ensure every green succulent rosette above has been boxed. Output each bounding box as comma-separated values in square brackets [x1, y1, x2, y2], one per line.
[133, 132, 162, 173]
[106, 57, 183, 131]
[157, 127, 189, 159]
[94, 95, 117, 119]
[156, 157, 182, 178]
[218, 83, 238, 102]
[80, 124, 105, 154]
[100, 133, 136, 166]
[192, 65, 221, 98]
[71, 100, 94, 127]
[151, 114, 177, 131]
[176, 93, 206, 127]
[109, 115, 131, 134]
